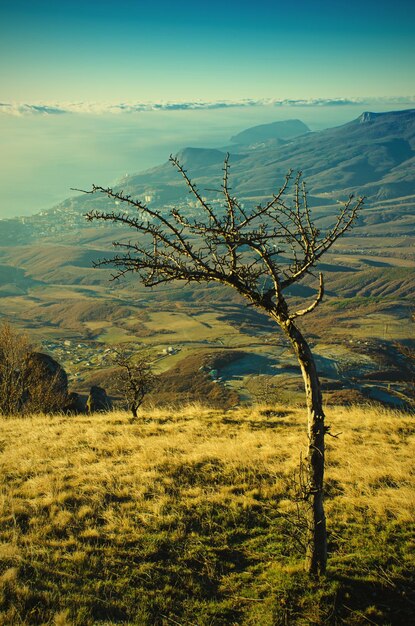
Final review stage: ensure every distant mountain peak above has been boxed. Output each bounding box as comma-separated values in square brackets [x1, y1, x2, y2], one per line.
[357, 109, 415, 124]
[176, 147, 225, 159]
[174, 147, 228, 168]
[231, 119, 310, 145]
[358, 111, 381, 123]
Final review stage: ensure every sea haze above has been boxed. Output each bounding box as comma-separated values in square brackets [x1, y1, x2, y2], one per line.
[0, 102, 413, 219]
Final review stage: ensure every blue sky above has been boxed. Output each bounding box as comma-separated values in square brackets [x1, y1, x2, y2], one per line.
[1, 0, 414, 103]
[0, 1, 414, 218]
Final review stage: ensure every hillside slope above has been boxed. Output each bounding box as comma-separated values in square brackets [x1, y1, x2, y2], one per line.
[2, 109, 414, 248]
[41, 108, 412, 238]
[104, 108, 415, 207]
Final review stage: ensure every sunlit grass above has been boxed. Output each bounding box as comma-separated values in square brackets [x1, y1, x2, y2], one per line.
[0, 404, 414, 624]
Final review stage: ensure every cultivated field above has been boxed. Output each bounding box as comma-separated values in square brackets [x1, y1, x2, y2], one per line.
[0, 404, 414, 624]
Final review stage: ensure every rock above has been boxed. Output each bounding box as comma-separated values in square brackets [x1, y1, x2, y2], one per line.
[26, 352, 68, 394]
[86, 385, 112, 413]
[64, 392, 86, 415]
[23, 352, 69, 413]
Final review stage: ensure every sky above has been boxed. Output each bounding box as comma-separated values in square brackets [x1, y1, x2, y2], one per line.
[0, 0, 414, 219]
[1, 0, 414, 104]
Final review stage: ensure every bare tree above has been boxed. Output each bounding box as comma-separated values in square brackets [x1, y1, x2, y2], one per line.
[0, 322, 68, 416]
[0, 322, 31, 415]
[110, 350, 155, 418]
[82, 155, 363, 576]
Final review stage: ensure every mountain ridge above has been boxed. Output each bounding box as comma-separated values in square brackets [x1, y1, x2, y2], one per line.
[230, 118, 310, 145]
[112, 108, 415, 205]
[2, 109, 414, 245]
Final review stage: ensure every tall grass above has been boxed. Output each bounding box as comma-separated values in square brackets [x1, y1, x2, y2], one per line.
[0, 404, 414, 624]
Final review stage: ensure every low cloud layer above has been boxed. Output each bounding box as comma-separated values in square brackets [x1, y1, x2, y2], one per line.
[1, 96, 414, 116]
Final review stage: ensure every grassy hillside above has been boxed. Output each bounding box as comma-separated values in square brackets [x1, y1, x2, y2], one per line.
[0, 404, 414, 625]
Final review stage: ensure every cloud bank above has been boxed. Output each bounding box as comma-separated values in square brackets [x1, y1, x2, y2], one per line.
[1, 96, 414, 116]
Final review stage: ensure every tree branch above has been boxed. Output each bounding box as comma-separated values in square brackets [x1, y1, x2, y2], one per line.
[290, 273, 324, 319]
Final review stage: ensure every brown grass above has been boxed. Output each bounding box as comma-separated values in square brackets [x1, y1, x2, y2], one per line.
[0, 404, 414, 624]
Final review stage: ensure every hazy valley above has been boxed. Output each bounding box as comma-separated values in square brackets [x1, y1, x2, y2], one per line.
[0, 109, 413, 410]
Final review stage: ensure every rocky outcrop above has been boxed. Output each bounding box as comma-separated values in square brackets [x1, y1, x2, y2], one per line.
[22, 352, 69, 413]
[26, 352, 68, 394]
[64, 391, 86, 415]
[86, 385, 112, 413]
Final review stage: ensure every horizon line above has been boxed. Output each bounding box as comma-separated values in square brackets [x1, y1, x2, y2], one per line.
[1, 96, 414, 116]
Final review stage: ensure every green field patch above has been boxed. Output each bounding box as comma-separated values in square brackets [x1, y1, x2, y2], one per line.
[96, 325, 134, 344]
[143, 310, 241, 343]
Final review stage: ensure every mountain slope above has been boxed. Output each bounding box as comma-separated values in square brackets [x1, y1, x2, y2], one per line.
[228, 109, 415, 199]
[97, 109, 415, 209]
[2, 110, 415, 248]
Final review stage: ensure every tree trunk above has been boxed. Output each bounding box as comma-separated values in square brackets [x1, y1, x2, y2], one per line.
[282, 317, 327, 576]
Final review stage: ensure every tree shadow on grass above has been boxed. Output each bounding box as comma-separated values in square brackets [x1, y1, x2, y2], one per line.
[272, 567, 415, 625]
[330, 572, 415, 625]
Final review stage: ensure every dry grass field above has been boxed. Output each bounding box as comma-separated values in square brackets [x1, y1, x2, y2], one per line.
[0, 404, 414, 625]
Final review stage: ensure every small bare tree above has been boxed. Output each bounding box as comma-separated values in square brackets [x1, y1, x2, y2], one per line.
[82, 155, 363, 576]
[110, 350, 155, 418]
